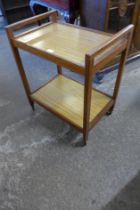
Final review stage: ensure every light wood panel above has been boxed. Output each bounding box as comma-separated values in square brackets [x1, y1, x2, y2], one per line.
[31, 75, 111, 128]
[16, 23, 111, 66]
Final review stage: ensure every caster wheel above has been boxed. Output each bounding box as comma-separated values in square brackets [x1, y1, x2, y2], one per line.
[106, 110, 113, 116]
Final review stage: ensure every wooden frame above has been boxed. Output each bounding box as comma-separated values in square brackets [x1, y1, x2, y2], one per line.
[6, 10, 134, 145]
[105, 0, 140, 32]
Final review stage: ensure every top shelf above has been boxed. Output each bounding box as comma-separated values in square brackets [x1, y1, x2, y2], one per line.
[15, 23, 111, 69]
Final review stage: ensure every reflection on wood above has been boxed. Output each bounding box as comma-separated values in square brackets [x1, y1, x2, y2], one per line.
[31, 75, 111, 128]
[16, 23, 111, 66]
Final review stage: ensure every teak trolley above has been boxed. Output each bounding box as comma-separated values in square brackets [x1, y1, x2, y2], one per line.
[6, 11, 134, 145]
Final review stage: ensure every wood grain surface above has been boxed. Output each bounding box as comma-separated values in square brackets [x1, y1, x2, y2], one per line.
[16, 23, 111, 66]
[31, 75, 111, 128]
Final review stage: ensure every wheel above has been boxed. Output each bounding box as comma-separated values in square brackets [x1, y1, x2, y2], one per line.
[106, 107, 114, 116]
[106, 110, 113, 116]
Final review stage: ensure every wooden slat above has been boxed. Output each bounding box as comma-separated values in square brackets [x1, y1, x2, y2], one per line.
[31, 75, 111, 128]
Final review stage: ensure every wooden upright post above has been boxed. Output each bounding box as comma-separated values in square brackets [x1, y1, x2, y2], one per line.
[83, 55, 93, 145]
[6, 28, 34, 110]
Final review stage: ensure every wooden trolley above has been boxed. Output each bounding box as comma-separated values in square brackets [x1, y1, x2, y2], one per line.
[6, 11, 134, 145]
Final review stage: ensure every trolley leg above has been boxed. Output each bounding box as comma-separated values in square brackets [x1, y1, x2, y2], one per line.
[6, 31, 34, 111]
[83, 55, 93, 145]
[57, 65, 62, 74]
[83, 130, 88, 146]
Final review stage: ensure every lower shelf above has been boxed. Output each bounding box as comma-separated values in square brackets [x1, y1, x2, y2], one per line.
[31, 75, 112, 129]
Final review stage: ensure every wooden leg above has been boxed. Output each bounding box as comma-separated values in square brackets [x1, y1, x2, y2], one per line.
[57, 65, 62, 74]
[106, 50, 128, 116]
[31, 101, 35, 111]
[11, 46, 34, 110]
[83, 55, 93, 145]
[83, 130, 88, 146]
[112, 49, 128, 108]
